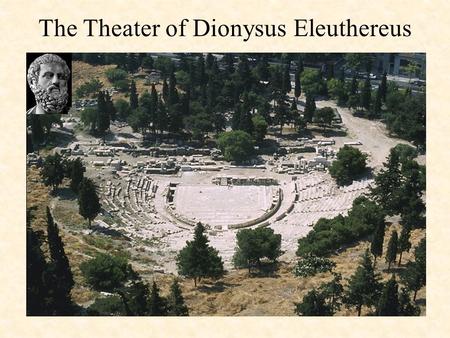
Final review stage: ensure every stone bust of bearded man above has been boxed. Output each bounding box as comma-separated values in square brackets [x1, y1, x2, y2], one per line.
[27, 54, 70, 115]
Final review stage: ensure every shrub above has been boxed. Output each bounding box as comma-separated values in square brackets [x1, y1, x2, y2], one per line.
[105, 68, 128, 83]
[293, 255, 336, 277]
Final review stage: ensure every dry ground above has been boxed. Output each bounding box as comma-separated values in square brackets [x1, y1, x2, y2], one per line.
[72, 61, 163, 101]
[27, 167, 425, 315]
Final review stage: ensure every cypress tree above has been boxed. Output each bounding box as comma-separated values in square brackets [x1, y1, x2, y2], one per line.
[162, 79, 169, 102]
[168, 70, 179, 105]
[167, 279, 189, 316]
[370, 222, 385, 267]
[129, 80, 138, 109]
[148, 281, 167, 316]
[304, 95, 316, 123]
[282, 65, 291, 94]
[373, 85, 382, 118]
[297, 55, 304, 74]
[46, 207, 75, 315]
[380, 72, 387, 102]
[105, 91, 116, 121]
[345, 250, 382, 316]
[96, 90, 110, 138]
[377, 276, 399, 316]
[386, 230, 398, 272]
[78, 178, 101, 228]
[360, 77, 371, 110]
[231, 104, 242, 131]
[350, 75, 357, 95]
[69, 158, 85, 194]
[294, 69, 302, 98]
[27, 209, 50, 315]
[397, 225, 412, 266]
[196, 54, 206, 87]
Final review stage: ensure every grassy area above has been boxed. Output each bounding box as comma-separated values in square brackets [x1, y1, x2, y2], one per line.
[73, 61, 163, 101]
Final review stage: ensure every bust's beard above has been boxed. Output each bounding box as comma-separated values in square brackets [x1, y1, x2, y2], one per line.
[33, 85, 69, 114]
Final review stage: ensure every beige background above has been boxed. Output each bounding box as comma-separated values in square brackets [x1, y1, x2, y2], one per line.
[0, 0, 448, 337]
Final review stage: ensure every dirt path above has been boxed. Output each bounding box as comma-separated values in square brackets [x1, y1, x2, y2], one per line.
[316, 100, 413, 168]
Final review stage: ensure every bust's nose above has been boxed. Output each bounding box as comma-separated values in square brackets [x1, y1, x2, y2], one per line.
[52, 74, 60, 85]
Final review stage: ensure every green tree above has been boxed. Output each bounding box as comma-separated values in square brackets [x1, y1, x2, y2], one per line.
[318, 272, 344, 313]
[329, 145, 367, 186]
[233, 227, 282, 273]
[379, 72, 387, 102]
[114, 98, 131, 121]
[217, 130, 255, 163]
[129, 80, 138, 110]
[282, 65, 291, 94]
[27, 210, 50, 315]
[372, 85, 382, 119]
[385, 230, 398, 272]
[124, 279, 152, 316]
[252, 114, 268, 144]
[370, 222, 385, 267]
[69, 158, 85, 194]
[238, 107, 254, 135]
[168, 70, 179, 105]
[301, 68, 326, 97]
[398, 287, 420, 315]
[148, 281, 168, 316]
[345, 250, 382, 316]
[87, 296, 126, 316]
[78, 178, 101, 227]
[167, 279, 189, 316]
[314, 107, 335, 132]
[360, 77, 371, 110]
[29, 115, 45, 145]
[399, 160, 426, 229]
[141, 55, 154, 70]
[370, 149, 402, 215]
[327, 78, 348, 106]
[41, 153, 65, 193]
[400, 238, 425, 301]
[274, 98, 289, 135]
[377, 276, 399, 316]
[176, 223, 224, 286]
[96, 90, 110, 138]
[46, 207, 75, 314]
[81, 107, 97, 133]
[81, 253, 130, 293]
[303, 95, 316, 123]
[295, 289, 333, 316]
[349, 75, 358, 95]
[397, 225, 411, 266]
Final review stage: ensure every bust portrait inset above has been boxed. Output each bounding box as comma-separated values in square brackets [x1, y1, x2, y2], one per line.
[27, 53, 71, 115]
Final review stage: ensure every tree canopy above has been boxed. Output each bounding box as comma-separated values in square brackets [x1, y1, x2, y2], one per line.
[233, 227, 282, 273]
[217, 131, 255, 164]
[329, 145, 367, 186]
[176, 223, 224, 286]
